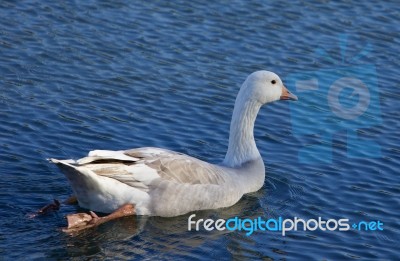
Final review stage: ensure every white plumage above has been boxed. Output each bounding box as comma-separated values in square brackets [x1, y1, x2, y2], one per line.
[49, 71, 297, 217]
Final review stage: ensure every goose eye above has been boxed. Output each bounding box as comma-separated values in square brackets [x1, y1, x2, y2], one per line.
[271, 80, 276, 84]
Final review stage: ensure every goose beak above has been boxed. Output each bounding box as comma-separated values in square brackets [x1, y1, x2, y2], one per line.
[280, 85, 298, 101]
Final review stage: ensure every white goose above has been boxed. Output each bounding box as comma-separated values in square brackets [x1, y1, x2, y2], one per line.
[50, 71, 297, 230]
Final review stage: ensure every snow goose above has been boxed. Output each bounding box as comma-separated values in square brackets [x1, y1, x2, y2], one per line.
[49, 70, 297, 231]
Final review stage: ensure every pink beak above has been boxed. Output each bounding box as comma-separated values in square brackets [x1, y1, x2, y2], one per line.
[280, 85, 298, 101]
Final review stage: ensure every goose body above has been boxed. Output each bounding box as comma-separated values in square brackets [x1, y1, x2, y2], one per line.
[50, 71, 297, 217]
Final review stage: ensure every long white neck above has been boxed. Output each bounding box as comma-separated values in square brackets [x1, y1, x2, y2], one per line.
[223, 88, 262, 167]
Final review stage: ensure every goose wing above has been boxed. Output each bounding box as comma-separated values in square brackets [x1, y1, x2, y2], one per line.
[75, 147, 225, 191]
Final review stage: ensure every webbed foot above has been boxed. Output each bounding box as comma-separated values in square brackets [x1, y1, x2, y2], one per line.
[62, 204, 135, 233]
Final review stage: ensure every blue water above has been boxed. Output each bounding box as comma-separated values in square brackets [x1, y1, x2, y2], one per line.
[1, 0, 399, 260]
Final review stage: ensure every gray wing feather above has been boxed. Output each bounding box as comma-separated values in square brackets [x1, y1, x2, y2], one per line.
[80, 147, 225, 191]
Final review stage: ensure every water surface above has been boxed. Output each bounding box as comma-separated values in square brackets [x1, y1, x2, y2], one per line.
[0, 0, 399, 260]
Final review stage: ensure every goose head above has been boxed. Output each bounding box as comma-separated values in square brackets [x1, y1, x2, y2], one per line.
[242, 70, 298, 105]
[225, 70, 298, 167]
